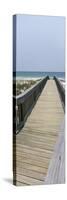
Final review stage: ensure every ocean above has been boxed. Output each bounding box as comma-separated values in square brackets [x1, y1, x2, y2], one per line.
[13, 71, 65, 79]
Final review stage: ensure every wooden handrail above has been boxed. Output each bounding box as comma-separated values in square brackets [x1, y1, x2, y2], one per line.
[13, 76, 49, 133]
[54, 76, 65, 111]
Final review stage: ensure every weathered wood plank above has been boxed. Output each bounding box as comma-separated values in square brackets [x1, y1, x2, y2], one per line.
[15, 80, 64, 185]
[16, 174, 44, 185]
[45, 120, 65, 184]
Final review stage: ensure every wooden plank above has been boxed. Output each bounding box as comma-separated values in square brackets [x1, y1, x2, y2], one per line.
[16, 168, 46, 181]
[16, 174, 44, 185]
[15, 80, 64, 185]
[16, 162, 48, 174]
[16, 181, 29, 186]
[45, 120, 65, 184]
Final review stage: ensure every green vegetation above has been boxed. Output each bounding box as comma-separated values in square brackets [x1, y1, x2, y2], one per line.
[13, 79, 40, 96]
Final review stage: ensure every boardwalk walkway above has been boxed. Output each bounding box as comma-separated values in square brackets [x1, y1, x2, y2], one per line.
[16, 79, 64, 186]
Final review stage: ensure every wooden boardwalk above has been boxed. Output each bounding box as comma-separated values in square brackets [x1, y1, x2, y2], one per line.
[16, 79, 64, 186]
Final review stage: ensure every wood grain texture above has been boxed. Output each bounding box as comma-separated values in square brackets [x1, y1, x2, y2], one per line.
[45, 120, 65, 184]
[15, 80, 64, 185]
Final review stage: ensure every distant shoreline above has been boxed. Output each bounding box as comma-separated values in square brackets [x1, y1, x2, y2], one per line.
[14, 77, 43, 81]
[13, 76, 65, 81]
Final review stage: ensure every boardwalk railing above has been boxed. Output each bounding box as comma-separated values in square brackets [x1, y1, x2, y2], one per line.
[13, 76, 49, 133]
[54, 76, 65, 111]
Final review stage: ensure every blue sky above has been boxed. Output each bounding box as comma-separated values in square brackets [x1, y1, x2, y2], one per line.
[16, 14, 65, 72]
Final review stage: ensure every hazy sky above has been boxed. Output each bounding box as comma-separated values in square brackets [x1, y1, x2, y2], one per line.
[16, 14, 65, 72]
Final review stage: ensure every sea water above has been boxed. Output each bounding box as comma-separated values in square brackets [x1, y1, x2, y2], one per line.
[13, 71, 65, 79]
